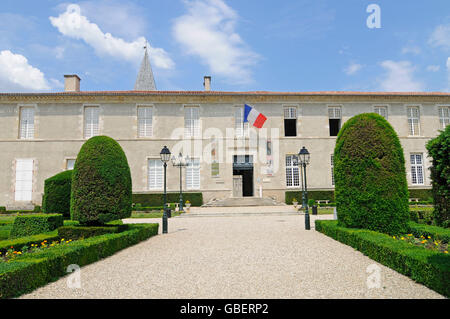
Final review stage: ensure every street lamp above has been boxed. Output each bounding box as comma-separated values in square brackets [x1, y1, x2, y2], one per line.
[160, 145, 171, 234]
[298, 146, 311, 230]
[172, 152, 189, 212]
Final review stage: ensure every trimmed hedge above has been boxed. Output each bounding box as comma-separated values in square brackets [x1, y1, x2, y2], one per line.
[315, 220, 450, 297]
[285, 191, 335, 204]
[132, 193, 203, 207]
[426, 125, 450, 228]
[71, 136, 132, 225]
[408, 221, 450, 244]
[0, 231, 59, 254]
[334, 113, 409, 235]
[0, 223, 158, 299]
[57, 224, 129, 240]
[9, 214, 63, 238]
[408, 189, 433, 202]
[42, 170, 72, 218]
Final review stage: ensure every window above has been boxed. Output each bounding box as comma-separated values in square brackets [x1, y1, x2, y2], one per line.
[15, 159, 33, 201]
[148, 159, 163, 190]
[285, 155, 300, 187]
[186, 158, 200, 190]
[138, 106, 153, 137]
[407, 107, 420, 136]
[410, 154, 424, 185]
[235, 107, 249, 138]
[184, 107, 200, 138]
[284, 107, 297, 137]
[66, 159, 76, 170]
[439, 107, 450, 129]
[374, 106, 387, 119]
[19, 107, 35, 139]
[328, 107, 341, 136]
[331, 155, 335, 186]
[84, 106, 99, 138]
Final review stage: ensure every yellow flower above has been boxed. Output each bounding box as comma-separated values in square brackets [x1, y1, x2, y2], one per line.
[407, 234, 412, 237]
[444, 251, 448, 254]
[392, 236, 396, 239]
[17, 252, 22, 255]
[421, 240, 427, 244]
[400, 237, 405, 240]
[427, 236, 431, 239]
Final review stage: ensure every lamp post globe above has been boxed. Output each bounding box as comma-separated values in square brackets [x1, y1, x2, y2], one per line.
[160, 146, 171, 234]
[298, 146, 311, 230]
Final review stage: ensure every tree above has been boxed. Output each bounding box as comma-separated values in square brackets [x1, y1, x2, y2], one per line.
[42, 170, 72, 218]
[426, 125, 450, 228]
[334, 113, 409, 235]
[70, 136, 132, 225]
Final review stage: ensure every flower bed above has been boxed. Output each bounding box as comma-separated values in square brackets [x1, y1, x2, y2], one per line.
[0, 223, 158, 298]
[315, 220, 450, 297]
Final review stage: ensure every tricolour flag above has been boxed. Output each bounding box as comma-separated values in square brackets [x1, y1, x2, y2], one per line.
[244, 104, 267, 128]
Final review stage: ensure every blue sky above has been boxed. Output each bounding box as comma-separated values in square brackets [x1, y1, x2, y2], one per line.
[0, 0, 450, 92]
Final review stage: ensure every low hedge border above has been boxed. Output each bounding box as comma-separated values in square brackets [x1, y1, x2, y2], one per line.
[57, 224, 129, 240]
[0, 231, 59, 254]
[10, 214, 63, 238]
[0, 223, 159, 298]
[132, 193, 203, 207]
[315, 220, 450, 297]
[408, 221, 450, 244]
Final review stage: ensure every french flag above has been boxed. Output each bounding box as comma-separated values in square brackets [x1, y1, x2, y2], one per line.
[244, 104, 267, 128]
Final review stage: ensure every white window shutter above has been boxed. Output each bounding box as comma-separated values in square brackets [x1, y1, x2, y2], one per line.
[15, 159, 33, 201]
[138, 106, 153, 137]
[84, 107, 99, 138]
[148, 159, 163, 190]
[20, 107, 35, 139]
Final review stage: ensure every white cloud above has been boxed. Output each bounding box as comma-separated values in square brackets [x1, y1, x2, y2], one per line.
[429, 24, 450, 49]
[344, 62, 362, 75]
[401, 46, 421, 55]
[172, 0, 259, 84]
[0, 50, 51, 91]
[379, 60, 424, 91]
[49, 4, 174, 69]
[426, 65, 440, 72]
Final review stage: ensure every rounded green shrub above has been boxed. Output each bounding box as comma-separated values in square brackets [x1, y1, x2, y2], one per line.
[42, 170, 72, 218]
[426, 124, 450, 228]
[334, 113, 409, 235]
[70, 136, 132, 225]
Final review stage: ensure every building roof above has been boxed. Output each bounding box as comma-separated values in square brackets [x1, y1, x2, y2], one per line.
[134, 47, 156, 91]
[1, 90, 450, 97]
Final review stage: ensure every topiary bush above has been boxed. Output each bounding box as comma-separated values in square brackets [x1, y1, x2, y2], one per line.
[42, 170, 72, 218]
[70, 136, 132, 225]
[9, 214, 63, 238]
[334, 113, 409, 235]
[426, 125, 450, 228]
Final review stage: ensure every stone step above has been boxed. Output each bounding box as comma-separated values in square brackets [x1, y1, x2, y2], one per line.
[202, 197, 286, 207]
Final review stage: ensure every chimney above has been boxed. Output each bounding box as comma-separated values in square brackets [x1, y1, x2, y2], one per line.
[64, 75, 81, 92]
[203, 76, 211, 91]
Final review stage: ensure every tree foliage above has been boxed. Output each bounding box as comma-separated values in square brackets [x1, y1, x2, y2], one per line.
[334, 113, 409, 235]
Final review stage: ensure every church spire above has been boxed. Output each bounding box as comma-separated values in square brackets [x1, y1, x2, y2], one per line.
[134, 45, 156, 91]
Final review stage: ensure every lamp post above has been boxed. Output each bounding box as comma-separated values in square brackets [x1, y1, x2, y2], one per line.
[171, 152, 189, 212]
[298, 146, 311, 230]
[160, 146, 171, 234]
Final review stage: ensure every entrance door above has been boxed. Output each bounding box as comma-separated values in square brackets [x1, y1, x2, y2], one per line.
[233, 155, 254, 197]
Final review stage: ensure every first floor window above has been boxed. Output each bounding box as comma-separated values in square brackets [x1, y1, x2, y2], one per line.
[286, 155, 299, 187]
[15, 159, 33, 201]
[410, 154, 424, 185]
[186, 158, 200, 190]
[185, 107, 200, 138]
[235, 107, 249, 138]
[407, 107, 420, 136]
[84, 106, 99, 138]
[138, 106, 153, 137]
[328, 107, 341, 136]
[284, 107, 297, 137]
[439, 107, 450, 129]
[148, 159, 163, 190]
[19, 107, 35, 139]
[374, 106, 387, 119]
[66, 159, 76, 170]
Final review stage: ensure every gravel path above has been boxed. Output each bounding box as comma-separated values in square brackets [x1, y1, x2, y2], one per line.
[21, 214, 444, 299]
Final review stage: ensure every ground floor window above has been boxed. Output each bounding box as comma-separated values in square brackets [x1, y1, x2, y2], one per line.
[148, 159, 163, 190]
[186, 158, 200, 190]
[286, 155, 299, 187]
[15, 159, 33, 201]
[410, 154, 424, 185]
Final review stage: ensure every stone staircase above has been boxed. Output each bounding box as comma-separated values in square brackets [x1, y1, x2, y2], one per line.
[202, 197, 286, 207]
